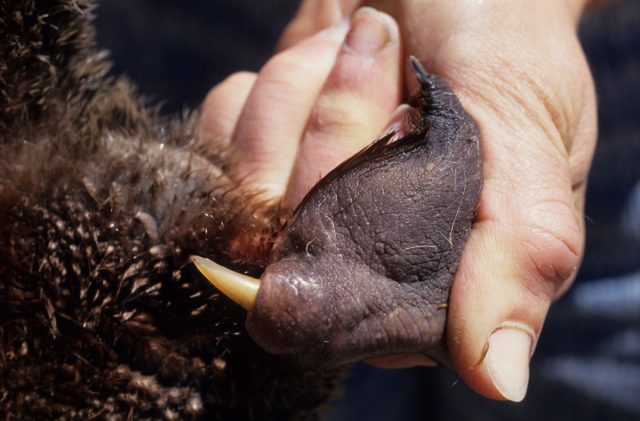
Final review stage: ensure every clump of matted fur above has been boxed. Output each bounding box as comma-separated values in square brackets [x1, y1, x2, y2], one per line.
[0, 1, 342, 419]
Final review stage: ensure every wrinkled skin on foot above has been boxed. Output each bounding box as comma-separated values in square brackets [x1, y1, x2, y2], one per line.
[248, 60, 482, 368]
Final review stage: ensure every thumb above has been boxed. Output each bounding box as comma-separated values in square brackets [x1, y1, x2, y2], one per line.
[446, 75, 595, 401]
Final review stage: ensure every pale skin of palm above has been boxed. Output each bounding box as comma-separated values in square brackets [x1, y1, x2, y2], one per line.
[199, 0, 610, 403]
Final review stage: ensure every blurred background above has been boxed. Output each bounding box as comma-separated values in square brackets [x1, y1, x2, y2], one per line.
[95, 1, 640, 419]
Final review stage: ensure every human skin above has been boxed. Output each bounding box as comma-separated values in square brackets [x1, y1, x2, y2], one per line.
[200, 0, 605, 403]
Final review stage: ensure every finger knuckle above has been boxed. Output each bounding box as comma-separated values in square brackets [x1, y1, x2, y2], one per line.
[260, 53, 311, 88]
[306, 93, 366, 136]
[520, 200, 583, 300]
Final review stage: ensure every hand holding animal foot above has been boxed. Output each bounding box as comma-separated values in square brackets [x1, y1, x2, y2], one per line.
[0, 0, 601, 416]
[197, 6, 481, 371]
[198, 0, 599, 405]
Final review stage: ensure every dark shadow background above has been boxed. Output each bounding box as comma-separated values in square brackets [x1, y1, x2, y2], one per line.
[95, 1, 640, 419]
[95, 0, 300, 114]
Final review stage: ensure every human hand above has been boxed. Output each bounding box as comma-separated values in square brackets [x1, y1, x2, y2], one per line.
[199, 6, 402, 209]
[267, 0, 599, 403]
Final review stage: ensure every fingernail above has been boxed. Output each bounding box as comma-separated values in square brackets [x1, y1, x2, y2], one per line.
[382, 104, 412, 138]
[485, 323, 534, 402]
[345, 7, 395, 54]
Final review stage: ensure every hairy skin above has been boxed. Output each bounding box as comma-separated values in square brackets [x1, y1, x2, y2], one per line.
[248, 60, 482, 368]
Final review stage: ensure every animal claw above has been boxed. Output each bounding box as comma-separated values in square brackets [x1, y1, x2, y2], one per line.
[191, 256, 260, 311]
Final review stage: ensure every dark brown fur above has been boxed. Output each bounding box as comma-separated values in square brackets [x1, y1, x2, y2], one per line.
[0, 1, 341, 419]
